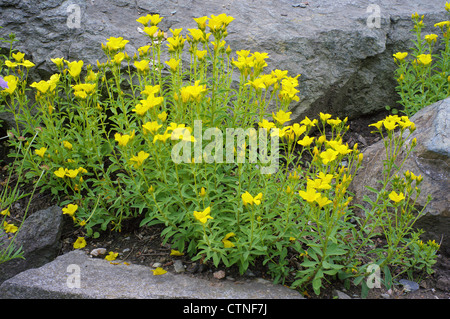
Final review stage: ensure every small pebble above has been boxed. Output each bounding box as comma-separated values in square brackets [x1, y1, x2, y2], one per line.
[90, 248, 107, 256]
[399, 279, 420, 292]
[152, 262, 162, 268]
[213, 270, 226, 280]
[174, 260, 185, 273]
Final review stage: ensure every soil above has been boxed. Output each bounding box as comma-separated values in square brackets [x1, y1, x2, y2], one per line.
[1, 109, 449, 300]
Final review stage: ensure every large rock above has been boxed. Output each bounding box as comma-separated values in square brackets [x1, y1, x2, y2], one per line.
[351, 98, 449, 255]
[0, 250, 303, 299]
[0, 205, 63, 284]
[0, 0, 449, 122]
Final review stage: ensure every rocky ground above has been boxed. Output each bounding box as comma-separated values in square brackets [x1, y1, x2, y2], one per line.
[1, 109, 449, 299]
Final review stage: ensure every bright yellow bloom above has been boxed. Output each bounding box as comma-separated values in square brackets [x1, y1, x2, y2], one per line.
[152, 267, 167, 275]
[130, 151, 149, 168]
[417, 53, 432, 66]
[35, 147, 47, 158]
[142, 121, 162, 135]
[73, 237, 87, 249]
[222, 232, 236, 248]
[67, 60, 83, 78]
[383, 120, 397, 131]
[105, 251, 119, 261]
[320, 148, 339, 165]
[133, 95, 164, 115]
[105, 37, 129, 52]
[65, 169, 79, 179]
[63, 140, 73, 150]
[134, 60, 150, 73]
[425, 34, 438, 43]
[19, 60, 35, 68]
[62, 204, 78, 217]
[144, 26, 159, 37]
[179, 80, 207, 102]
[434, 21, 450, 28]
[297, 135, 314, 147]
[1, 75, 18, 95]
[389, 191, 405, 203]
[241, 191, 262, 206]
[3, 221, 18, 234]
[158, 111, 168, 122]
[298, 187, 321, 203]
[193, 206, 213, 224]
[12, 52, 25, 62]
[141, 85, 160, 97]
[199, 187, 207, 197]
[327, 118, 342, 127]
[113, 52, 126, 64]
[1, 208, 10, 216]
[193, 16, 209, 30]
[5, 60, 17, 68]
[195, 50, 208, 60]
[300, 116, 317, 127]
[258, 119, 276, 131]
[272, 110, 292, 125]
[54, 167, 67, 178]
[170, 249, 184, 256]
[51, 57, 65, 68]
[393, 52, 408, 62]
[315, 195, 332, 208]
[319, 112, 332, 122]
[165, 58, 181, 72]
[114, 131, 135, 147]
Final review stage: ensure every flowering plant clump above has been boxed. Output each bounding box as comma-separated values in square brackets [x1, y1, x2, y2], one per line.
[391, 3, 450, 116]
[0, 14, 439, 296]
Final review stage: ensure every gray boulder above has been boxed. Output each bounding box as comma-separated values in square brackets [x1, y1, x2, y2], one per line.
[0, 205, 63, 284]
[0, 0, 449, 123]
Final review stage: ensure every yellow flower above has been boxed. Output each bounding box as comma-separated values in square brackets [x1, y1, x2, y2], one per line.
[170, 249, 184, 256]
[315, 195, 332, 208]
[199, 187, 207, 197]
[195, 50, 208, 60]
[5, 60, 17, 68]
[105, 37, 129, 52]
[393, 52, 408, 62]
[241, 191, 262, 206]
[222, 232, 236, 248]
[65, 169, 79, 179]
[51, 57, 65, 68]
[142, 121, 162, 135]
[130, 151, 150, 168]
[152, 267, 167, 275]
[12, 52, 25, 62]
[272, 110, 292, 125]
[73, 237, 87, 249]
[193, 16, 209, 30]
[114, 132, 134, 146]
[54, 167, 67, 178]
[1, 208, 10, 216]
[113, 52, 126, 64]
[144, 26, 159, 37]
[258, 119, 276, 131]
[193, 206, 213, 224]
[300, 116, 317, 128]
[134, 60, 150, 73]
[434, 21, 450, 28]
[319, 112, 332, 122]
[389, 191, 405, 203]
[165, 58, 181, 72]
[141, 84, 160, 97]
[425, 34, 438, 43]
[320, 148, 339, 165]
[158, 111, 168, 122]
[383, 120, 397, 131]
[105, 251, 119, 261]
[298, 187, 321, 203]
[19, 60, 35, 68]
[35, 147, 47, 158]
[1, 75, 18, 95]
[62, 204, 78, 217]
[67, 60, 83, 78]
[417, 53, 432, 66]
[327, 118, 342, 127]
[369, 120, 383, 131]
[297, 135, 314, 147]
[63, 140, 73, 150]
[3, 221, 18, 234]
